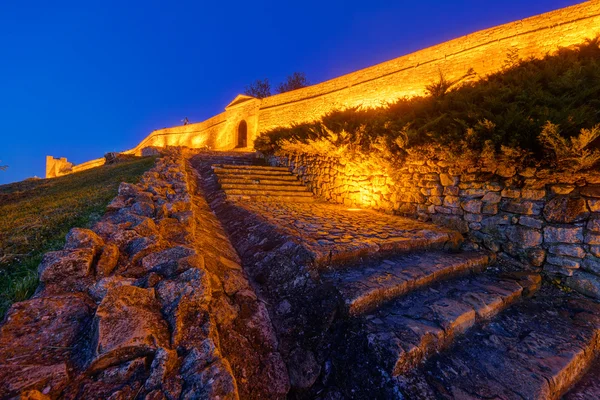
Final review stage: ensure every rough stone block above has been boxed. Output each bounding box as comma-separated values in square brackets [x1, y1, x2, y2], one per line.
[482, 192, 501, 204]
[65, 228, 104, 251]
[484, 182, 502, 191]
[544, 226, 584, 244]
[582, 256, 600, 275]
[431, 214, 469, 234]
[548, 244, 586, 259]
[565, 271, 600, 299]
[141, 246, 196, 277]
[588, 199, 600, 212]
[546, 255, 581, 269]
[550, 185, 575, 195]
[464, 213, 483, 223]
[501, 188, 521, 199]
[586, 233, 600, 245]
[460, 189, 486, 198]
[518, 216, 543, 230]
[501, 200, 543, 216]
[89, 285, 170, 373]
[443, 196, 460, 208]
[461, 199, 482, 214]
[581, 185, 600, 198]
[587, 218, 600, 233]
[156, 268, 212, 350]
[38, 249, 96, 291]
[506, 226, 543, 248]
[180, 343, 238, 399]
[439, 173, 458, 186]
[96, 243, 120, 277]
[0, 364, 69, 399]
[545, 263, 574, 277]
[443, 186, 459, 196]
[521, 189, 546, 201]
[482, 203, 498, 215]
[0, 294, 94, 365]
[543, 197, 589, 223]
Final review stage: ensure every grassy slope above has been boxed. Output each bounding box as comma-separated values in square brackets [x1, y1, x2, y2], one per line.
[256, 38, 600, 162]
[0, 157, 155, 318]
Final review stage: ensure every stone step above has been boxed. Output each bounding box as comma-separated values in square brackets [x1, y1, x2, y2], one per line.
[218, 175, 300, 183]
[363, 272, 540, 377]
[212, 161, 258, 166]
[397, 290, 600, 400]
[227, 194, 316, 203]
[564, 358, 600, 399]
[213, 167, 292, 176]
[221, 183, 310, 192]
[223, 188, 314, 197]
[324, 251, 493, 316]
[208, 159, 260, 165]
[214, 165, 290, 172]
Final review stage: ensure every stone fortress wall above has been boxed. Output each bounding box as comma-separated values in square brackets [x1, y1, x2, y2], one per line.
[46, 0, 600, 178]
[269, 151, 600, 298]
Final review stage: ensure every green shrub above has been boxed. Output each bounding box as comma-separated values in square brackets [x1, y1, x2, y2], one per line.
[256, 37, 600, 170]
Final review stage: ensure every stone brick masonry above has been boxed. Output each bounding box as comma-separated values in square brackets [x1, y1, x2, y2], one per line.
[270, 151, 600, 300]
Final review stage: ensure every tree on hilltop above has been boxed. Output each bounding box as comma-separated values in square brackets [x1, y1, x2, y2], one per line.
[244, 78, 272, 99]
[276, 72, 309, 93]
[244, 72, 310, 99]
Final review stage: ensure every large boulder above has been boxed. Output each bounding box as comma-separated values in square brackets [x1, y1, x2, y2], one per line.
[38, 249, 96, 292]
[141, 246, 196, 277]
[156, 268, 212, 350]
[65, 228, 104, 252]
[89, 285, 170, 373]
[0, 294, 94, 398]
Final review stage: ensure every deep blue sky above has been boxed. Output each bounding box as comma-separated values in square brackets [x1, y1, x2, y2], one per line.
[0, 0, 582, 184]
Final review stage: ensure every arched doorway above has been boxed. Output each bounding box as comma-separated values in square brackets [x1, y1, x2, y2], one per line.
[237, 120, 248, 148]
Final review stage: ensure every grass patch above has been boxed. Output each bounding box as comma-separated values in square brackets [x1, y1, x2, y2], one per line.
[0, 157, 156, 318]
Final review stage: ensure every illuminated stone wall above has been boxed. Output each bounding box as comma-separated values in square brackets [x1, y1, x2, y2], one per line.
[270, 151, 600, 298]
[49, 1, 600, 177]
[256, 0, 600, 131]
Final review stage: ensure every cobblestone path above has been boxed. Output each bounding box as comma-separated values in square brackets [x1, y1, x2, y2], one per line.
[239, 201, 462, 266]
[193, 151, 600, 399]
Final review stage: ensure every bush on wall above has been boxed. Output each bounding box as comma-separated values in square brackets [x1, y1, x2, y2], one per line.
[255, 37, 600, 171]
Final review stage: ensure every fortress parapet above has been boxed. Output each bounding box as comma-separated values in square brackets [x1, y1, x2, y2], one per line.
[46, 0, 600, 178]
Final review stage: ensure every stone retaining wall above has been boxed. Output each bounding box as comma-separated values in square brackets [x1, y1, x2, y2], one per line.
[191, 154, 342, 396]
[0, 148, 287, 399]
[269, 152, 600, 299]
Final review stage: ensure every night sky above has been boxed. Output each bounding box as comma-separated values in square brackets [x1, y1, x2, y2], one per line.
[0, 0, 582, 184]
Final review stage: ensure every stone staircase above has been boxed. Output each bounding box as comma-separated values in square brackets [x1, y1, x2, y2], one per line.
[194, 152, 600, 399]
[210, 155, 314, 203]
[320, 235, 600, 399]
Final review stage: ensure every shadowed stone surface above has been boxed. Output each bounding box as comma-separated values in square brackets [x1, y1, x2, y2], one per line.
[323, 251, 492, 315]
[238, 201, 463, 267]
[397, 290, 600, 400]
[361, 272, 532, 377]
[89, 285, 170, 373]
[564, 358, 600, 399]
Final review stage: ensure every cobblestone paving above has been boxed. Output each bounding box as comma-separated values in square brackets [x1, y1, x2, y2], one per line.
[237, 201, 462, 267]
